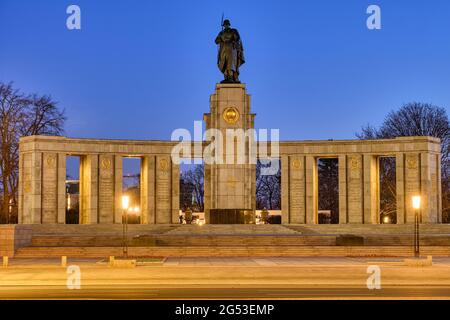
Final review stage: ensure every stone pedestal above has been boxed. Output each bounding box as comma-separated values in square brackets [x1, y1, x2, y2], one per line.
[204, 84, 256, 224]
[209, 209, 254, 224]
[0, 225, 32, 257]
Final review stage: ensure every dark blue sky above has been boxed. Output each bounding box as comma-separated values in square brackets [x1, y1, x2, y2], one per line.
[1, 0, 449, 142]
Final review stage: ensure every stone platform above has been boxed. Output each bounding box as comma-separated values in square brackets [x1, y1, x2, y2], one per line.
[1, 224, 450, 258]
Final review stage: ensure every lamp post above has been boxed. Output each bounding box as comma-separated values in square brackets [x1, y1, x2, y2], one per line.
[121, 195, 130, 258]
[412, 195, 421, 258]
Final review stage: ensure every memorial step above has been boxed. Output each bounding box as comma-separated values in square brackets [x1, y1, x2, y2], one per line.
[286, 224, 450, 235]
[14, 245, 450, 258]
[28, 234, 450, 247]
[163, 224, 301, 235]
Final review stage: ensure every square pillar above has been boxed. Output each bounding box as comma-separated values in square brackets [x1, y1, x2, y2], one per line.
[347, 155, 363, 223]
[171, 163, 180, 224]
[42, 153, 58, 224]
[57, 153, 66, 224]
[18, 152, 23, 224]
[114, 155, 123, 223]
[288, 156, 306, 224]
[281, 155, 290, 224]
[98, 154, 115, 223]
[421, 152, 439, 223]
[140, 156, 155, 224]
[21, 152, 42, 224]
[305, 156, 317, 224]
[338, 155, 348, 224]
[363, 154, 379, 224]
[80, 154, 98, 224]
[437, 154, 442, 223]
[155, 156, 172, 224]
[404, 153, 421, 223]
[204, 163, 211, 224]
[204, 84, 256, 224]
[396, 153, 405, 224]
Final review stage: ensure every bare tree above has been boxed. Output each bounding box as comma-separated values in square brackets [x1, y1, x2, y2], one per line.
[180, 164, 204, 212]
[0, 82, 66, 223]
[379, 157, 397, 223]
[180, 175, 195, 211]
[357, 102, 450, 222]
[256, 160, 281, 210]
[317, 158, 339, 224]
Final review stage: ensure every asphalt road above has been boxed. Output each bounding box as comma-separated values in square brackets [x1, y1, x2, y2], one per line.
[3, 257, 450, 300]
[1, 285, 450, 299]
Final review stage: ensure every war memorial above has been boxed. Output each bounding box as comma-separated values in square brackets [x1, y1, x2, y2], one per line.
[0, 19, 446, 260]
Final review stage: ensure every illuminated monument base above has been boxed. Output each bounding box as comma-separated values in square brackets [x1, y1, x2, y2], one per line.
[203, 84, 256, 224]
[209, 209, 255, 224]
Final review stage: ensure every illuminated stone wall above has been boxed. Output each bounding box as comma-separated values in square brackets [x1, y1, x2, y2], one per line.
[281, 136, 442, 224]
[19, 137, 180, 224]
[18, 112, 441, 225]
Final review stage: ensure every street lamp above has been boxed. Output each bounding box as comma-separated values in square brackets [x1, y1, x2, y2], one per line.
[122, 195, 130, 258]
[412, 195, 421, 258]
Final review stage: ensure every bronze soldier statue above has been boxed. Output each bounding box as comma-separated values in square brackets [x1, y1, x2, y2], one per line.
[215, 19, 245, 83]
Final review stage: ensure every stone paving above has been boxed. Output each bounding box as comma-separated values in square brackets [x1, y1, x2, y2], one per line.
[6, 256, 450, 268]
[3, 256, 450, 299]
[163, 257, 366, 266]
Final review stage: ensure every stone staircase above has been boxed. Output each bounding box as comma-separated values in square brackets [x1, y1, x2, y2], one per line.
[286, 224, 450, 235]
[11, 223, 450, 258]
[15, 245, 450, 258]
[28, 224, 177, 236]
[163, 224, 301, 235]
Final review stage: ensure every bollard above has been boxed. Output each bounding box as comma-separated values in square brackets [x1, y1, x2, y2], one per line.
[61, 256, 67, 267]
[2, 256, 8, 268]
[109, 256, 115, 266]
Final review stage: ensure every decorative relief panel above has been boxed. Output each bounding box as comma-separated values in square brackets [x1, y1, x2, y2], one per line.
[349, 155, 361, 179]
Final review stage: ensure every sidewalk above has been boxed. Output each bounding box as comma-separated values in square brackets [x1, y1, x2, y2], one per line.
[5, 256, 450, 267]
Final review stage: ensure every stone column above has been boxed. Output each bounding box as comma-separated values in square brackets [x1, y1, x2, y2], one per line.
[42, 153, 58, 224]
[203, 83, 256, 223]
[396, 153, 406, 224]
[404, 153, 421, 223]
[250, 162, 257, 211]
[420, 152, 439, 223]
[140, 156, 155, 224]
[204, 163, 211, 223]
[57, 153, 66, 224]
[21, 152, 42, 224]
[281, 155, 290, 224]
[289, 156, 306, 224]
[305, 156, 317, 224]
[155, 155, 172, 224]
[171, 163, 180, 224]
[363, 154, 379, 224]
[347, 155, 363, 223]
[338, 155, 348, 224]
[114, 155, 123, 223]
[98, 154, 115, 223]
[80, 154, 98, 224]
[18, 152, 23, 224]
[437, 154, 442, 223]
